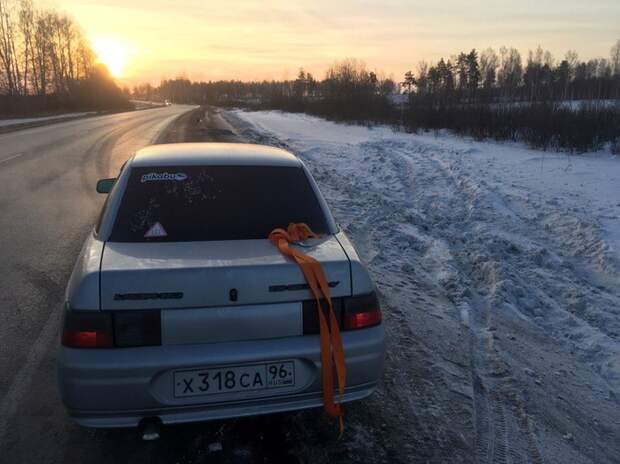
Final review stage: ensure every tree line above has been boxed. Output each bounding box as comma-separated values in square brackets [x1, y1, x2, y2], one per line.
[403, 42, 620, 106]
[133, 43, 620, 152]
[135, 59, 397, 122]
[0, 0, 128, 116]
[136, 42, 620, 109]
[401, 42, 620, 152]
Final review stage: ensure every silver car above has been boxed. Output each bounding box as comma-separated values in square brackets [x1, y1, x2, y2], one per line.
[58, 143, 384, 429]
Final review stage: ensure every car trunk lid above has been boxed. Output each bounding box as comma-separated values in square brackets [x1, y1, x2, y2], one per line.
[99, 236, 351, 311]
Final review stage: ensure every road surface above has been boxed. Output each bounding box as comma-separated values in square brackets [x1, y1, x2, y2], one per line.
[0, 106, 203, 462]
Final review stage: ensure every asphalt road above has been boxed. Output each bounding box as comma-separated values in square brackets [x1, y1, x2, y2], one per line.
[0, 105, 201, 462]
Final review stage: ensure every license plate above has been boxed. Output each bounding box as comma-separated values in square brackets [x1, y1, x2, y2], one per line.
[173, 361, 295, 398]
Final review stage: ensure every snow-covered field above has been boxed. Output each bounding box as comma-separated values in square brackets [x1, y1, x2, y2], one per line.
[0, 112, 96, 128]
[226, 109, 620, 463]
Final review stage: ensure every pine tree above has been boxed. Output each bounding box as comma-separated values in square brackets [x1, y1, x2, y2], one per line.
[466, 49, 480, 101]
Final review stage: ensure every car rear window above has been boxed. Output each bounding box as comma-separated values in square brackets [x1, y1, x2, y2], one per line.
[109, 165, 329, 242]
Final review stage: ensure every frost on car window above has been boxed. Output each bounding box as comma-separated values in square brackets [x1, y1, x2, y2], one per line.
[128, 197, 159, 233]
[110, 165, 328, 242]
[127, 173, 219, 234]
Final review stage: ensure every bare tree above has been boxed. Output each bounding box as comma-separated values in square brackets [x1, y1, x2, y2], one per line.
[456, 52, 468, 93]
[480, 48, 498, 90]
[0, 0, 21, 95]
[75, 35, 94, 79]
[415, 61, 428, 95]
[611, 39, 620, 98]
[611, 39, 620, 77]
[1, 0, 127, 116]
[497, 47, 522, 101]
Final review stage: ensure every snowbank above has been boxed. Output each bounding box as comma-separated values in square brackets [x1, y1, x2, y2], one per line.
[228, 109, 620, 463]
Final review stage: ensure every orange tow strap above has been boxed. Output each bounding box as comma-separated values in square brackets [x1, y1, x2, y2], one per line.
[269, 223, 346, 435]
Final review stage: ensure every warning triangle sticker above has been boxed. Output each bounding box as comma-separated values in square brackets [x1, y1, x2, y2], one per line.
[144, 222, 167, 238]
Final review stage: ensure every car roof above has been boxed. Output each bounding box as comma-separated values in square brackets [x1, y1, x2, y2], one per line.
[130, 143, 302, 168]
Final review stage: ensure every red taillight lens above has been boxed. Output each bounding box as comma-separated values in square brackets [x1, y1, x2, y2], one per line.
[344, 309, 382, 330]
[343, 292, 382, 330]
[62, 330, 113, 348]
[61, 309, 114, 348]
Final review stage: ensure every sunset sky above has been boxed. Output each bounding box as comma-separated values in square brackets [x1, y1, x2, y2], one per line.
[51, 0, 620, 86]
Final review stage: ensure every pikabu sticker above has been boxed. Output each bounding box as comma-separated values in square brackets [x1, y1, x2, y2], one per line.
[141, 172, 187, 183]
[144, 222, 168, 238]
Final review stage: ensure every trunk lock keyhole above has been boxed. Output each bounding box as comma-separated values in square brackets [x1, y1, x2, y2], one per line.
[229, 288, 238, 302]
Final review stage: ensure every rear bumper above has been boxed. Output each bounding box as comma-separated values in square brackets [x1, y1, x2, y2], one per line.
[69, 382, 377, 428]
[58, 325, 384, 428]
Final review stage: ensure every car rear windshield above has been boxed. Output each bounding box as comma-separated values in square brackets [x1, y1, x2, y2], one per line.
[109, 165, 330, 242]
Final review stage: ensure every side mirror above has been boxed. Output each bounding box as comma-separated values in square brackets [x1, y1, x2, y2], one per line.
[96, 178, 116, 194]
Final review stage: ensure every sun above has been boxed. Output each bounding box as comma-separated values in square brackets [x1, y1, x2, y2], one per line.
[92, 37, 129, 78]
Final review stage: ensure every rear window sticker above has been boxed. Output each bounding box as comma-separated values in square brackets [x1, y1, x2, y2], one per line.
[144, 222, 168, 238]
[141, 172, 187, 183]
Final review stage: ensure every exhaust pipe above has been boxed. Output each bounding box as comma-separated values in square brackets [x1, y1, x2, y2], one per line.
[138, 417, 162, 441]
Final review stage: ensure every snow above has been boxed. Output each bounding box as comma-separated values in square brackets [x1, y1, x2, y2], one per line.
[0, 112, 95, 128]
[490, 99, 620, 111]
[558, 99, 619, 110]
[226, 109, 620, 463]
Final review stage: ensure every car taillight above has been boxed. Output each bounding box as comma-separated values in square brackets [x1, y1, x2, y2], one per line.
[302, 292, 382, 333]
[61, 306, 162, 348]
[343, 292, 382, 330]
[62, 309, 114, 348]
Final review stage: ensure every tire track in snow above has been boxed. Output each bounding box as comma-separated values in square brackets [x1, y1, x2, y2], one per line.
[350, 138, 548, 464]
[421, 153, 547, 464]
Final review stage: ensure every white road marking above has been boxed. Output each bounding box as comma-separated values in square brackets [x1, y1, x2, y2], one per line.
[0, 306, 62, 447]
[0, 152, 25, 165]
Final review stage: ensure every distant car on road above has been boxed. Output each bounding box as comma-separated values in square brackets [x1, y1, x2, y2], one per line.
[164, 99, 171, 106]
[58, 143, 384, 431]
